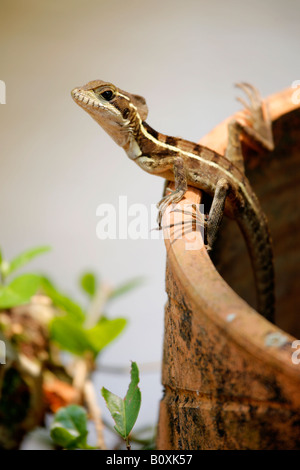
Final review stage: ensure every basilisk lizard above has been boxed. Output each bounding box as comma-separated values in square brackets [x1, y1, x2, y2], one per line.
[71, 80, 275, 322]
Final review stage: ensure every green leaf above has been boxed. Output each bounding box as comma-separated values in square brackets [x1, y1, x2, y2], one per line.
[50, 315, 92, 356]
[50, 315, 126, 357]
[41, 277, 85, 323]
[108, 277, 144, 302]
[0, 274, 41, 309]
[0, 248, 3, 266]
[80, 272, 97, 298]
[3, 246, 51, 278]
[101, 362, 141, 439]
[124, 362, 142, 436]
[48, 278, 126, 355]
[101, 388, 126, 438]
[86, 317, 127, 354]
[50, 405, 89, 449]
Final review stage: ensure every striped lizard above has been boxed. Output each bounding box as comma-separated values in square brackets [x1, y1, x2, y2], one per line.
[71, 80, 275, 322]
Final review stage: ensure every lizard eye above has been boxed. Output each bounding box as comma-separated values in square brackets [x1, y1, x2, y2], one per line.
[100, 90, 114, 101]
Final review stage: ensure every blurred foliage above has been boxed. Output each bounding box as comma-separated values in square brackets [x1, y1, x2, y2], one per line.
[40, 272, 145, 358]
[50, 404, 92, 450]
[0, 244, 154, 450]
[0, 246, 50, 309]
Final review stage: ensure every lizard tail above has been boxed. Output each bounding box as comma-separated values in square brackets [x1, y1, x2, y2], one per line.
[237, 206, 275, 323]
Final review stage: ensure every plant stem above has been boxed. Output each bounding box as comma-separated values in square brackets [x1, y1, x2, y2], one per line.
[126, 437, 131, 451]
[72, 357, 89, 401]
[85, 282, 112, 328]
[72, 356, 107, 450]
[84, 379, 107, 450]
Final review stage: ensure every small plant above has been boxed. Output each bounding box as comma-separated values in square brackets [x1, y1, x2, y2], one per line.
[102, 361, 142, 450]
[50, 362, 142, 450]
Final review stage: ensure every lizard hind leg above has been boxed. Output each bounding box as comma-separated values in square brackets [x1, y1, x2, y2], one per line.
[205, 178, 230, 252]
[225, 83, 275, 174]
[225, 119, 246, 174]
[235, 82, 274, 152]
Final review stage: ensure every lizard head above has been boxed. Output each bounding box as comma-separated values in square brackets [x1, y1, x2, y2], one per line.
[71, 80, 148, 147]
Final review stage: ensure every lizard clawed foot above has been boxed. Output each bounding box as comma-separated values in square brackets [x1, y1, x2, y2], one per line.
[156, 189, 186, 228]
[235, 82, 274, 151]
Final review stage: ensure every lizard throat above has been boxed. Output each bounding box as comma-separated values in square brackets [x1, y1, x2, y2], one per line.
[123, 135, 142, 160]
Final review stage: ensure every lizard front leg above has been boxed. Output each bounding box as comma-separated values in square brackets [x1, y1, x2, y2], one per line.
[157, 156, 187, 228]
[157, 160, 230, 252]
[225, 83, 274, 173]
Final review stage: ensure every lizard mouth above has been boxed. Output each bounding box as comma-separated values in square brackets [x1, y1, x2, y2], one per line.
[71, 88, 102, 109]
[71, 88, 120, 120]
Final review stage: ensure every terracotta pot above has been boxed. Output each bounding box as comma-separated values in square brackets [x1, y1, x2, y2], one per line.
[156, 87, 300, 450]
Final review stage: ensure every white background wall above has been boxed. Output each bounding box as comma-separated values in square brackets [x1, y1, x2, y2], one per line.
[1, 0, 299, 448]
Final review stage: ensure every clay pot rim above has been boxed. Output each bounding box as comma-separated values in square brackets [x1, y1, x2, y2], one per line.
[162, 86, 300, 382]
